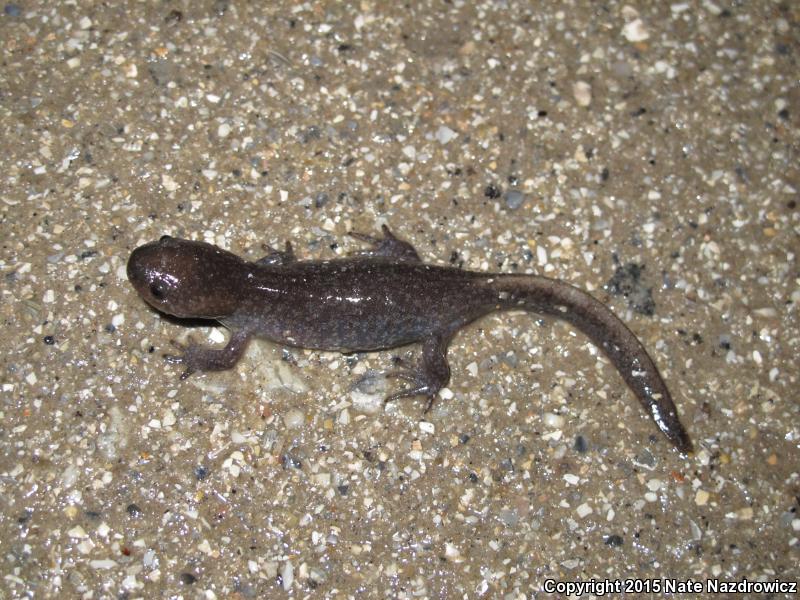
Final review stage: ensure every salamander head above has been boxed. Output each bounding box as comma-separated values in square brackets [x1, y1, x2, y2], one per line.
[127, 236, 245, 319]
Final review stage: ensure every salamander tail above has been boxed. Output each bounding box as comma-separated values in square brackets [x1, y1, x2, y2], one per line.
[485, 274, 692, 453]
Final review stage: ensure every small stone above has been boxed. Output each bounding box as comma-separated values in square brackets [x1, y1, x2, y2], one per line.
[504, 189, 524, 210]
[68, 525, 89, 539]
[162, 409, 176, 427]
[283, 408, 305, 429]
[444, 542, 461, 560]
[563, 473, 580, 486]
[4, 4, 22, 17]
[543, 412, 564, 428]
[498, 508, 519, 526]
[484, 184, 502, 199]
[419, 421, 435, 434]
[646, 478, 663, 492]
[350, 371, 385, 414]
[435, 125, 456, 144]
[161, 173, 179, 192]
[695, 489, 710, 506]
[281, 561, 294, 591]
[622, 18, 650, 42]
[572, 81, 592, 106]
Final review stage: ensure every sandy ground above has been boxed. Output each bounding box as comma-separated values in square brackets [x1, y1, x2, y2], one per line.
[1, 1, 798, 598]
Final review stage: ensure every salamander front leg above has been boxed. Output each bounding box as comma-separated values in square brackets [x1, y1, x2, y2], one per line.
[384, 333, 452, 412]
[348, 224, 421, 262]
[164, 329, 252, 379]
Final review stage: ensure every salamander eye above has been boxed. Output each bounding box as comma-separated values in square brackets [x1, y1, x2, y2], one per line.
[150, 283, 165, 300]
[159, 235, 172, 242]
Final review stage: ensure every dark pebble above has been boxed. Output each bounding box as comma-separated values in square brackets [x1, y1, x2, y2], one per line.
[498, 457, 514, 472]
[4, 3, 22, 17]
[484, 184, 502, 199]
[604, 534, 624, 546]
[43, 335, 55, 345]
[165, 9, 182, 23]
[605, 263, 655, 316]
[281, 453, 302, 469]
[126, 503, 142, 517]
[194, 465, 208, 480]
[573, 435, 589, 453]
[180, 572, 197, 585]
[337, 484, 349, 496]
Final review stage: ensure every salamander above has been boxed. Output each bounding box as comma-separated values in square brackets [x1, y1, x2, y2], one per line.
[127, 226, 692, 452]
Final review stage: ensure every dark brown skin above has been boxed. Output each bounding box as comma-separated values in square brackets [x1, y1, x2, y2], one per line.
[127, 226, 693, 453]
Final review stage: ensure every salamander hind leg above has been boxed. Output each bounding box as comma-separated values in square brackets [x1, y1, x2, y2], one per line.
[164, 329, 252, 379]
[383, 333, 452, 412]
[348, 224, 421, 262]
[256, 241, 295, 266]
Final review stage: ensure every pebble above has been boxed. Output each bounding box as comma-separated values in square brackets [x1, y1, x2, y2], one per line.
[504, 189, 525, 210]
[4, 3, 21, 16]
[572, 81, 592, 106]
[622, 18, 650, 42]
[543, 412, 564, 428]
[283, 408, 305, 429]
[281, 561, 294, 591]
[435, 125, 456, 144]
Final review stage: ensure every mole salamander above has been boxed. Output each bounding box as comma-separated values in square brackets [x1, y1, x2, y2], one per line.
[127, 226, 692, 453]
